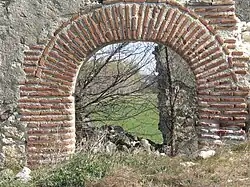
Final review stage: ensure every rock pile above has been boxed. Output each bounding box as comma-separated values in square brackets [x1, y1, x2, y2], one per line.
[76, 125, 198, 156]
[76, 125, 167, 155]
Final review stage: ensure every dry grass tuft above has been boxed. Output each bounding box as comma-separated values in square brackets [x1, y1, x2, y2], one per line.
[88, 166, 142, 187]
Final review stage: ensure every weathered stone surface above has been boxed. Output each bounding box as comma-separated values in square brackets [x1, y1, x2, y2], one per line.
[242, 31, 250, 42]
[105, 141, 117, 154]
[140, 139, 151, 152]
[245, 22, 250, 31]
[235, 0, 250, 21]
[15, 167, 31, 183]
[0, 153, 5, 169]
[198, 150, 216, 159]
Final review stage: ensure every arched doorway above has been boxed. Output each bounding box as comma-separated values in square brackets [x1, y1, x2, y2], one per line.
[19, 1, 249, 166]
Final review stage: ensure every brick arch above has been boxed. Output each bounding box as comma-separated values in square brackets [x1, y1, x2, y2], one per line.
[20, 2, 249, 166]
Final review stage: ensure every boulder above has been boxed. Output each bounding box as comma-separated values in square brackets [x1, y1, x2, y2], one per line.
[140, 139, 151, 152]
[15, 167, 31, 182]
[198, 150, 216, 159]
[76, 124, 197, 157]
[105, 141, 117, 154]
[242, 31, 250, 42]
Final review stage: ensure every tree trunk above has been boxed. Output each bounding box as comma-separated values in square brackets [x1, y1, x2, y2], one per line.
[154, 44, 175, 155]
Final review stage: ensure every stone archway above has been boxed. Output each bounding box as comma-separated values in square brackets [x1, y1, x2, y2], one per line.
[19, 0, 249, 166]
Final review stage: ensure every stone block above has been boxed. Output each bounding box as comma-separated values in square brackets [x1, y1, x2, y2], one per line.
[242, 31, 250, 42]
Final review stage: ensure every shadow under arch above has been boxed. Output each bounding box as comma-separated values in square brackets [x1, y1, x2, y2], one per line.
[19, 1, 248, 166]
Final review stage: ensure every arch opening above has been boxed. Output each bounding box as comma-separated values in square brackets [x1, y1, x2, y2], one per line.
[74, 41, 198, 154]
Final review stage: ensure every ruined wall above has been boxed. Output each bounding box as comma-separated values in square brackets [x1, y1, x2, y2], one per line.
[0, 0, 97, 168]
[0, 0, 250, 168]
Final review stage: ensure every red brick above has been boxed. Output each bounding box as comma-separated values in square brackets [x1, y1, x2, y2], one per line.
[171, 18, 189, 45]
[231, 51, 244, 56]
[156, 20, 167, 41]
[67, 30, 89, 52]
[211, 116, 234, 121]
[233, 62, 248, 68]
[22, 91, 71, 97]
[112, 6, 123, 40]
[24, 56, 40, 62]
[224, 39, 236, 44]
[220, 123, 245, 128]
[214, 85, 236, 91]
[59, 33, 86, 60]
[234, 70, 247, 75]
[29, 45, 44, 51]
[199, 97, 220, 102]
[234, 117, 247, 121]
[21, 116, 72, 122]
[233, 91, 249, 96]
[72, 22, 95, 50]
[24, 51, 41, 56]
[27, 146, 74, 154]
[238, 86, 250, 91]
[224, 111, 248, 115]
[43, 61, 75, 78]
[24, 67, 36, 74]
[191, 40, 216, 62]
[227, 44, 236, 49]
[46, 55, 77, 73]
[215, 35, 224, 45]
[37, 122, 73, 128]
[200, 109, 221, 114]
[220, 97, 246, 102]
[56, 39, 81, 62]
[206, 25, 216, 35]
[53, 45, 78, 65]
[232, 56, 250, 61]
[234, 103, 247, 108]
[40, 74, 73, 86]
[210, 91, 234, 96]
[20, 86, 59, 92]
[82, 16, 102, 46]
[210, 103, 234, 108]
[155, 7, 165, 29]
[207, 71, 232, 82]
[28, 140, 75, 147]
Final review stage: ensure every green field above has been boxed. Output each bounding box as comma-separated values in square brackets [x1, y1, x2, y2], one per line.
[92, 94, 163, 143]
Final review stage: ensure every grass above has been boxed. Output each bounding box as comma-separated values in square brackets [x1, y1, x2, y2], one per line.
[2, 143, 250, 187]
[92, 94, 162, 143]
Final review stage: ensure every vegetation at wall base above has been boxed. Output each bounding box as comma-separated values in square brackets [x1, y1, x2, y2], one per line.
[1, 142, 250, 187]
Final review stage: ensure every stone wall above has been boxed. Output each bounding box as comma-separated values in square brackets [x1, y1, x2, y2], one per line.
[0, 0, 250, 168]
[235, 0, 250, 21]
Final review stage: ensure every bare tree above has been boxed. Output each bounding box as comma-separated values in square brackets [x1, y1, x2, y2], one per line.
[74, 42, 157, 143]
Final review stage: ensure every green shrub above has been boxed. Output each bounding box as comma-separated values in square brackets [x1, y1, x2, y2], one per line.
[34, 154, 110, 187]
